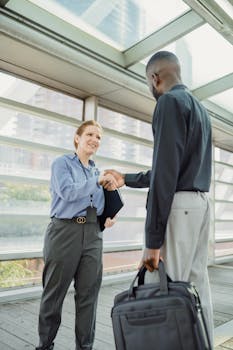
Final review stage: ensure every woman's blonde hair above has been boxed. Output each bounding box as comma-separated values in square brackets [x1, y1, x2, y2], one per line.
[74, 120, 103, 149]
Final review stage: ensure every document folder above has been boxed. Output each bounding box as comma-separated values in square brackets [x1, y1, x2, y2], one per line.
[99, 189, 124, 231]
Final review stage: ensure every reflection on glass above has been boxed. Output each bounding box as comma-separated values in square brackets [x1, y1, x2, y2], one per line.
[0, 72, 83, 119]
[27, 0, 189, 50]
[99, 136, 152, 166]
[215, 222, 233, 240]
[0, 182, 50, 215]
[103, 251, 142, 274]
[215, 147, 233, 165]
[103, 220, 144, 245]
[98, 107, 153, 140]
[214, 147, 233, 258]
[0, 145, 55, 179]
[215, 183, 233, 201]
[215, 163, 233, 183]
[209, 88, 233, 115]
[215, 202, 233, 220]
[0, 215, 49, 253]
[0, 251, 142, 290]
[0, 259, 44, 289]
[0, 107, 76, 150]
[144, 24, 233, 89]
[215, 242, 233, 257]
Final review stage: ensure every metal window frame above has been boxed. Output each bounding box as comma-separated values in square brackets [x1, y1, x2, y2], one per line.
[214, 147, 233, 263]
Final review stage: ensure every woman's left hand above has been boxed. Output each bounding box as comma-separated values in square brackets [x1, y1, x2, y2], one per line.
[104, 216, 116, 228]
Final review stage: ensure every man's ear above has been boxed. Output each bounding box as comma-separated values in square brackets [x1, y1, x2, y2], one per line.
[151, 73, 160, 86]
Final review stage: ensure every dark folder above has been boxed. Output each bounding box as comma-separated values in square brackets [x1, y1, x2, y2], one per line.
[99, 189, 124, 231]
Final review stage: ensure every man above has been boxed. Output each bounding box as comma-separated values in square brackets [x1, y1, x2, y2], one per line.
[105, 51, 213, 346]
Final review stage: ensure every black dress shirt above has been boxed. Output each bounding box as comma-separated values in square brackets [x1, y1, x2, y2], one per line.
[125, 84, 212, 249]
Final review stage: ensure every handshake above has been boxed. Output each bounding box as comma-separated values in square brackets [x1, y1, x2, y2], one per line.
[98, 170, 125, 191]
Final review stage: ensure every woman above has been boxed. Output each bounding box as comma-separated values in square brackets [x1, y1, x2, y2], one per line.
[36, 120, 116, 350]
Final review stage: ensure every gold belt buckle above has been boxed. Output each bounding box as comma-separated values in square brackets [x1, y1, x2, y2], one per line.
[76, 217, 86, 224]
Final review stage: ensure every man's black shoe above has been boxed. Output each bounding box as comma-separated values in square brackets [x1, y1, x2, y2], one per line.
[35, 342, 54, 350]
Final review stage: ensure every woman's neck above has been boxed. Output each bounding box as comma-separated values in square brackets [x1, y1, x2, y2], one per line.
[76, 149, 90, 167]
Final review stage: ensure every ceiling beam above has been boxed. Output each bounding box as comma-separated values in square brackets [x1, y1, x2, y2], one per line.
[123, 10, 204, 67]
[2, 0, 125, 67]
[183, 0, 233, 44]
[0, 0, 9, 7]
[192, 73, 233, 100]
[203, 100, 233, 126]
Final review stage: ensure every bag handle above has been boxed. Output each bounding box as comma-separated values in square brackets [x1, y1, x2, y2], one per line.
[128, 260, 169, 299]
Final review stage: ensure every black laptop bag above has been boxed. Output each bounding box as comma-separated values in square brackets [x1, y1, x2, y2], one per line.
[111, 261, 211, 350]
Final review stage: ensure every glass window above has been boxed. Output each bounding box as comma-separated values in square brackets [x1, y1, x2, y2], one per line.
[104, 221, 144, 247]
[111, 190, 147, 218]
[0, 215, 49, 254]
[215, 222, 233, 241]
[214, 147, 233, 260]
[209, 88, 233, 115]
[99, 136, 152, 167]
[98, 107, 153, 140]
[0, 259, 44, 289]
[215, 146, 233, 166]
[27, 0, 189, 50]
[0, 159, 52, 254]
[103, 251, 142, 275]
[215, 202, 233, 220]
[0, 145, 54, 179]
[97, 106, 151, 247]
[0, 72, 83, 119]
[215, 242, 233, 258]
[144, 24, 233, 90]
[0, 106, 76, 150]
[215, 183, 233, 201]
[0, 251, 142, 289]
[215, 162, 233, 183]
[98, 107, 153, 166]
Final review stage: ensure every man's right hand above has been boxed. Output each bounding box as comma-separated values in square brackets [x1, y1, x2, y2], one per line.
[98, 173, 118, 190]
[104, 169, 125, 189]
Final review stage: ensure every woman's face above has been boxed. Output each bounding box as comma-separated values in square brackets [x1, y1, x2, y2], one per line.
[75, 125, 102, 156]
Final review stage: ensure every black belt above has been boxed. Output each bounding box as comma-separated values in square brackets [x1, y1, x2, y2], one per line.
[71, 216, 87, 224]
[53, 216, 99, 224]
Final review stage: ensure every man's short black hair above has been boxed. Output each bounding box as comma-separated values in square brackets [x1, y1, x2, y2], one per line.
[146, 51, 179, 72]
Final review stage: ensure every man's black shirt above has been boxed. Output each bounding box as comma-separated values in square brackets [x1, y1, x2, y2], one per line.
[125, 84, 212, 249]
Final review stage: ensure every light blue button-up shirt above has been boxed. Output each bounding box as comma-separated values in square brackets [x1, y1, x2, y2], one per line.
[50, 153, 105, 218]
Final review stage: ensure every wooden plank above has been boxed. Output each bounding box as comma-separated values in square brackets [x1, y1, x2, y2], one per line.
[0, 265, 233, 349]
[0, 327, 32, 349]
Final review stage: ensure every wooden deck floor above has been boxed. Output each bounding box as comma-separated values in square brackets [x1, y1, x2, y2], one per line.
[0, 265, 233, 350]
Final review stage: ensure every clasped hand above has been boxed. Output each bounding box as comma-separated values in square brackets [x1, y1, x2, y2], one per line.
[99, 169, 125, 191]
[98, 172, 118, 191]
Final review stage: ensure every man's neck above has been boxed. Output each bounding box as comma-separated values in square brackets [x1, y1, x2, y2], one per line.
[164, 80, 182, 93]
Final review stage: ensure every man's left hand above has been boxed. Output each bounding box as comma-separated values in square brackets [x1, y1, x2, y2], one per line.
[139, 248, 161, 272]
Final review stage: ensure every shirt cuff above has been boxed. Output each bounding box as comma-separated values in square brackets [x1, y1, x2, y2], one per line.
[125, 173, 136, 186]
[145, 235, 163, 249]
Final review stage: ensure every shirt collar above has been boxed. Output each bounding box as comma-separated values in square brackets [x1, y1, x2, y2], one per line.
[66, 153, 95, 167]
[169, 84, 188, 92]
[66, 153, 76, 160]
